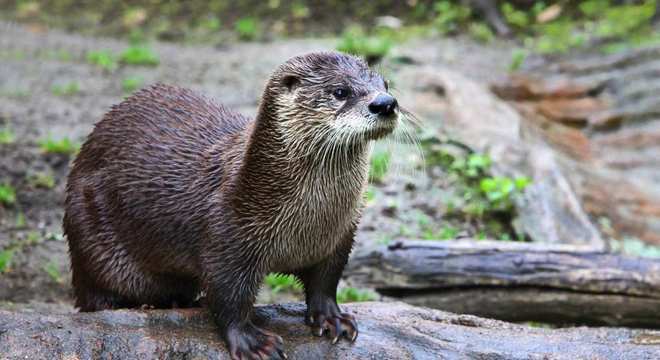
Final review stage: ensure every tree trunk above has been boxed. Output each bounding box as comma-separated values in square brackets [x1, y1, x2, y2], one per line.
[345, 240, 660, 328]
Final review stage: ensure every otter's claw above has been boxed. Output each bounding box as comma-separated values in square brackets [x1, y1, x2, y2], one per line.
[307, 310, 358, 343]
[226, 322, 287, 360]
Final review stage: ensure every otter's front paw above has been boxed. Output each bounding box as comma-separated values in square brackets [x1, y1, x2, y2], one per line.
[306, 298, 358, 344]
[226, 322, 287, 360]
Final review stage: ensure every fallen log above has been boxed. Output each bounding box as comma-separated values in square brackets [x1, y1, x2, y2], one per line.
[345, 240, 660, 328]
[1, 302, 659, 359]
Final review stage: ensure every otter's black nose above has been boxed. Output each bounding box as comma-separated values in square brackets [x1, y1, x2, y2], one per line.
[368, 94, 398, 116]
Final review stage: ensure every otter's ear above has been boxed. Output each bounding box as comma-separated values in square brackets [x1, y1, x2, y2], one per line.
[281, 75, 300, 92]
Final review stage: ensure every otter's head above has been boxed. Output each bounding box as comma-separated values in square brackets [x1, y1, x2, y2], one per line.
[262, 52, 398, 146]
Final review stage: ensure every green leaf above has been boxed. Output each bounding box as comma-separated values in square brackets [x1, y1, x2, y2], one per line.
[0, 249, 14, 272]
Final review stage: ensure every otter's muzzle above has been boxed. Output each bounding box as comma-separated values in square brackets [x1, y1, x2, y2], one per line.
[368, 93, 398, 117]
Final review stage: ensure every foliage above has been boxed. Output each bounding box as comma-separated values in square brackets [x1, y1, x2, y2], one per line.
[336, 287, 377, 303]
[468, 22, 494, 43]
[38, 136, 80, 155]
[611, 238, 660, 259]
[0, 183, 17, 206]
[0, 125, 15, 145]
[264, 273, 303, 294]
[433, 1, 471, 34]
[0, 249, 14, 273]
[43, 261, 63, 283]
[235, 17, 259, 41]
[509, 48, 527, 71]
[501, 2, 529, 29]
[119, 45, 159, 66]
[28, 172, 55, 189]
[122, 76, 144, 93]
[337, 26, 393, 64]
[369, 150, 390, 183]
[87, 50, 118, 71]
[51, 81, 80, 96]
[423, 140, 532, 240]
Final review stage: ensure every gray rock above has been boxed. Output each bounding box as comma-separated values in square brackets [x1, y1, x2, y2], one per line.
[1, 302, 658, 359]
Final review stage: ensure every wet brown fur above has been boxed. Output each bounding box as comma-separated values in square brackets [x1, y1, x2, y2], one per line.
[64, 52, 391, 358]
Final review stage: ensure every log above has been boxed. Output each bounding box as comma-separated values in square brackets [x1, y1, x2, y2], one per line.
[345, 240, 660, 328]
[1, 302, 659, 359]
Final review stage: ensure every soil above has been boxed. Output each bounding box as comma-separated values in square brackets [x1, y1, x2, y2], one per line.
[0, 21, 516, 307]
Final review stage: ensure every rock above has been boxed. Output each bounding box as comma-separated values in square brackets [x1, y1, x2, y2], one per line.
[1, 302, 659, 359]
[493, 45, 660, 245]
[413, 68, 605, 248]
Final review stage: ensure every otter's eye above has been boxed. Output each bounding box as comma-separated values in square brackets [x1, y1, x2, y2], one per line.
[384, 80, 389, 91]
[332, 88, 350, 101]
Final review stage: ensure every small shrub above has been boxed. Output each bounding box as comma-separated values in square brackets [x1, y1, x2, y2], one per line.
[120, 45, 159, 66]
[39, 136, 80, 155]
[14, 212, 26, 228]
[337, 26, 392, 64]
[434, 1, 471, 34]
[52, 81, 80, 96]
[0, 249, 14, 273]
[0, 183, 16, 206]
[501, 2, 529, 29]
[122, 76, 144, 93]
[468, 22, 495, 43]
[509, 49, 527, 72]
[0, 125, 15, 145]
[336, 288, 377, 303]
[264, 273, 303, 294]
[369, 150, 390, 183]
[87, 50, 118, 71]
[43, 261, 63, 283]
[439, 225, 459, 240]
[235, 17, 259, 41]
[29, 172, 55, 189]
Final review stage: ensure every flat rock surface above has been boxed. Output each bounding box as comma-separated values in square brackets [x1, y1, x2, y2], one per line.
[1, 302, 659, 360]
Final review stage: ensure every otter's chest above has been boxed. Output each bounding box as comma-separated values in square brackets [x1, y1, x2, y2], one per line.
[268, 170, 366, 271]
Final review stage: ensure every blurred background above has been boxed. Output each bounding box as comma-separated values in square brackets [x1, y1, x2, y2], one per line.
[0, 0, 659, 327]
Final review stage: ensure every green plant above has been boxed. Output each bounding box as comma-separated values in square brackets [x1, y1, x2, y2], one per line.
[38, 136, 80, 155]
[264, 273, 303, 294]
[439, 225, 459, 240]
[120, 45, 159, 66]
[0, 183, 16, 206]
[364, 186, 376, 203]
[337, 26, 393, 64]
[336, 288, 377, 303]
[122, 76, 144, 93]
[52, 81, 80, 96]
[468, 22, 495, 43]
[611, 238, 660, 258]
[509, 48, 527, 72]
[87, 50, 118, 71]
[369, 150, 390, 183]
[434, 1, 471, 34]
[15, 212, 26, 228]
[43, 261, 63, 283]
[423, 140, 532, 240]
[0, 125, 15, 145]
[235, 17, 259, 41]
[29, 172, 56, 189]
[0, 249, 14, 273]
[533, 20, 587, 54]
[501, 2, 529, 29]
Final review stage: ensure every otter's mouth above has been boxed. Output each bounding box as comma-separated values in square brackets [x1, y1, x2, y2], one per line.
[365, 114, 398, 140]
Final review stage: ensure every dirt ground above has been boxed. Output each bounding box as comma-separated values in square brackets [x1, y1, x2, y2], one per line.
[0, 21, 515, 307]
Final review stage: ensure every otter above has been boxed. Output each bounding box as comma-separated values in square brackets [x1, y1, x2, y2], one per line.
[64, 52, 399, 359]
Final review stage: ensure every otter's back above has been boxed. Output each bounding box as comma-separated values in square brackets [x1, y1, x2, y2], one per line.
[65, 84, 251, 258]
